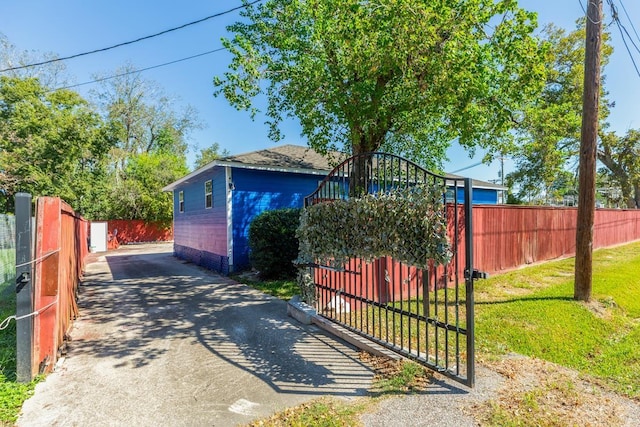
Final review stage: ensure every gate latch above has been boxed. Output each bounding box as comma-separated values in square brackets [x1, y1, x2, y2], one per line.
[465, 269, 489, 280]
[16, 271, 30, 293]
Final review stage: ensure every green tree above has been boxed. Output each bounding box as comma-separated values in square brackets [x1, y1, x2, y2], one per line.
[92, 64, 200, 172]
[107, 151, 189, 224]
[215, 0, 545, 168]
[598, 130, 640, 208]
[193, 142, 230, 170]
[0, 76, 113, 213]
[507, 22, 612, 202]
[90, 65, 201, 222]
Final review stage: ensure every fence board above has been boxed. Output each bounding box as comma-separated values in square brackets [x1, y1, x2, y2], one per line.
[32, 197, 88, 376]
[473, 205, 640, 275]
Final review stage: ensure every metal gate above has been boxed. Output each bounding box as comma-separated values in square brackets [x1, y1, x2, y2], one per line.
[304, 152, 476, 387]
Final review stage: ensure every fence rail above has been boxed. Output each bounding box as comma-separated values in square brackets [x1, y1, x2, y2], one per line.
[473, 205, 640, 275]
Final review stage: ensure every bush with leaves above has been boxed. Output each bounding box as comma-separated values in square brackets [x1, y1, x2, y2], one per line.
[248, 208, 301, 279]
[297, 184, 451, 270]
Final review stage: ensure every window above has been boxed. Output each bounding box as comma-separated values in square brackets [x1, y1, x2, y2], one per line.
[178, 191, 184, 213]
[205, 180, 213, 209]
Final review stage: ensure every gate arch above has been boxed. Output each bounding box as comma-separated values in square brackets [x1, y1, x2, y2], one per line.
[302, 152, 476, 387]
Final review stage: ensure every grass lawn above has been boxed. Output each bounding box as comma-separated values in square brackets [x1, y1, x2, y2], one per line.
[244, 241, 640, 426]
[475, 240, 640, 399]
[234, 275, 299, 300]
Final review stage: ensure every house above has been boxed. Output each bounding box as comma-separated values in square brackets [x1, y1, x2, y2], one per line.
[162, 144, 505, 275]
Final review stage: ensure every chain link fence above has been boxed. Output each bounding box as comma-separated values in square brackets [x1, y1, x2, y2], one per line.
[1, 214, 16, 297]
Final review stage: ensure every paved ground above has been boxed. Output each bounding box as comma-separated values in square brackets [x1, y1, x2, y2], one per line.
[17, 243, 374, 426]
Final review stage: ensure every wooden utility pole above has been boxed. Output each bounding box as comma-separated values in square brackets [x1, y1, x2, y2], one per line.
[575, 0, 602, 302]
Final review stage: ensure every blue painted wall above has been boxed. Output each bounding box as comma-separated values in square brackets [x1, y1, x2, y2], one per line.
[172, 167, 230, 273]
[231, 168, 322, 270]
[452, 187, 499, 204]
[170, 164, 501, 275]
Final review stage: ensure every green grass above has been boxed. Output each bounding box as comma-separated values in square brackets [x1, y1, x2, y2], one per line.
[0, 248, 39, 426]
[236, 276, 299, 300]
[231, 242, 640, 425]
[0, 284, 38, 426]
[246, 396, 368, 427]
[475, 241, 640, 398]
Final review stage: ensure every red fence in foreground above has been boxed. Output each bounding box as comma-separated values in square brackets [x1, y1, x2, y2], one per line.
[315, 205, 640, 307]
[106, 219, 172, 246]
[473, 205, 640, 275]
[33, 197, 88, 375]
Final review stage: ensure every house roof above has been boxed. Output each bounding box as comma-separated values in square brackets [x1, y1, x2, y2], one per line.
[162, 144, 505, 191]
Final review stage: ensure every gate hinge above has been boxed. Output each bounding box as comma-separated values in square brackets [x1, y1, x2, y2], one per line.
[465, 269, 489, 280]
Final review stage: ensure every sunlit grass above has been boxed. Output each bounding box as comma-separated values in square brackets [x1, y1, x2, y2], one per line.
[475, 240, 640, 398]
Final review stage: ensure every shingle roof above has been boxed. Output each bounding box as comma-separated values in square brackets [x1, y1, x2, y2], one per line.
[162, 144, 505, 191]
[221, 144, 342, 172]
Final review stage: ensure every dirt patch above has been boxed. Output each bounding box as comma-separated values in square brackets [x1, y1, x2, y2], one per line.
[359, 352, 434, 393]
[362, 352, 640, 426]
[470, 356, 639, 426]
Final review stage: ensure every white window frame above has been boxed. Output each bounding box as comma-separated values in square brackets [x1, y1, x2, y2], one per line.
[179, 191, 184, 213]
[205, 180, 213, 209]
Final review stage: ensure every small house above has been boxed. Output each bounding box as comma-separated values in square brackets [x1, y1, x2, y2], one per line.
[163, 145, 505, 275]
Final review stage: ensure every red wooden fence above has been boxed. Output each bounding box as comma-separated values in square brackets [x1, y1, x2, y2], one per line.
[473, 205, 640, 275]
[33, 197, 88, 375]
[316, 205, 640, 307]
[106, 219, 172, 246]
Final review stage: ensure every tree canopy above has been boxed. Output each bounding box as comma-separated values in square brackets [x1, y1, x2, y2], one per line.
[506, 21, 612, 203]
[0, 60, 198, 222]
[0, 76, 113, 213]
[598, 130, 640, 208]
[215, 0, 546, 168]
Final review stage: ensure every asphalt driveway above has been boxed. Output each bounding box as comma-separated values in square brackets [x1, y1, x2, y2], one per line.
[17, 243, 373, 426]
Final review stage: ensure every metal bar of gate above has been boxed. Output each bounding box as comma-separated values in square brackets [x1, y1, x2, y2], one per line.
[464, 178, 475, 387]
[15, 193, 34, 383]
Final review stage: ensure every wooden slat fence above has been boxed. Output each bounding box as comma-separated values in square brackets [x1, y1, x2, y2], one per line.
[473, 205, 640, 275]
[32, 197, 88, 375]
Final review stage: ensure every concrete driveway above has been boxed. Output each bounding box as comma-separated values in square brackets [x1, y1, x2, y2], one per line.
[17, 243, 373, 426]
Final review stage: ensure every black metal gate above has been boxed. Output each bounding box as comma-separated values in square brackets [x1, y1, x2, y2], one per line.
[304, 152, 475, 387]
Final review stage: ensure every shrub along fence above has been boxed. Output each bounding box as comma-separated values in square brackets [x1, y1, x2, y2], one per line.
[303, 204, 640, 308]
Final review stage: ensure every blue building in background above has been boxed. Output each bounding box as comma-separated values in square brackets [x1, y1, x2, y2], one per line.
[163, 145, 505, 275]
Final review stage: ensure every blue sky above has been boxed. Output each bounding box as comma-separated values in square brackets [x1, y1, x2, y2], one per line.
[1, 0, 639, 183]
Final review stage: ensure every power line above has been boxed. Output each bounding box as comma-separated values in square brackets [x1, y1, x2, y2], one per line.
[607, 0, 640, 77]
[618, 0, 640, 45]
[0, 0, 261, 73]
[51, 47, 226, 91]
[449, 161, 484, 174]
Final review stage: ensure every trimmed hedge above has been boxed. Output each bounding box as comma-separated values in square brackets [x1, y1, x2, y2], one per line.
[248, 208, 301, 279]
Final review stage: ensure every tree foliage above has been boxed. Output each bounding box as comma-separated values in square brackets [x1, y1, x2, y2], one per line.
[507, 22, 612, 203]
[92, 64, 200, 170]
[193, 142, 230, 170]
[107, 151, 189, 223]
[0, 55, 198, 222]
[87, 66, 199, 222]
[598, 130, 640, 208]
[215, 0, 545, 168]
[0, 76, 113, 212]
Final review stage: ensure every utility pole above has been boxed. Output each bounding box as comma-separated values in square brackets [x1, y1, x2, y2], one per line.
[575, 0, 602, 302]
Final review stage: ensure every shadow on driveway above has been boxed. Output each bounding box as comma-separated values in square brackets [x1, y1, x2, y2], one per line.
[17, 244, 377, 426]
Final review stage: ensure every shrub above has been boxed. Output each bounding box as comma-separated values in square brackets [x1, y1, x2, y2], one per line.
[248, 208, 301, 279]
